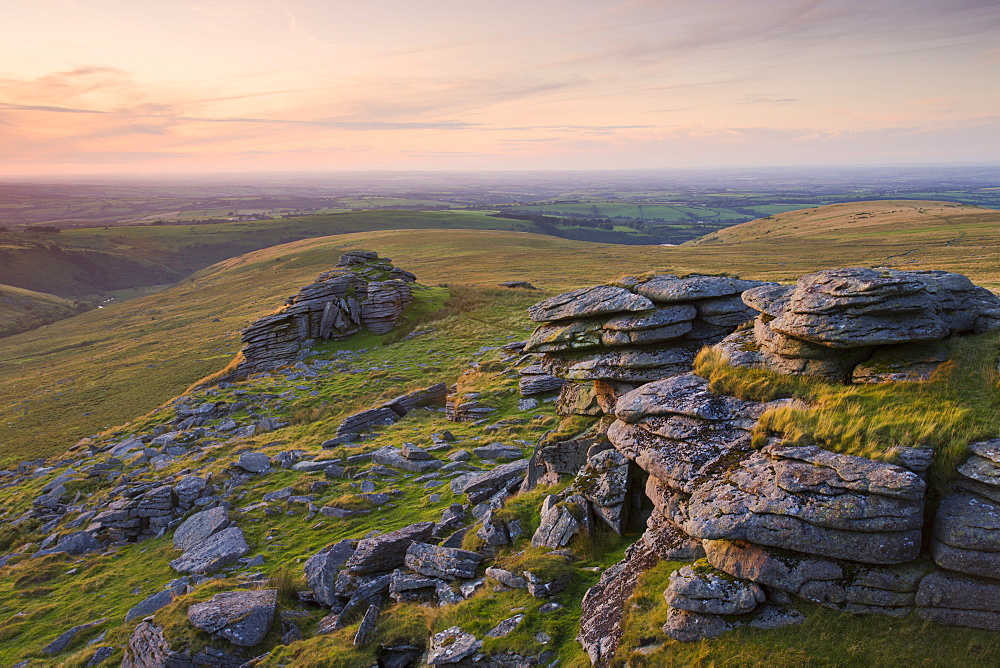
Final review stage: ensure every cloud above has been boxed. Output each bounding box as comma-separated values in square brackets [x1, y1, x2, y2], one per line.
[740, 95, 800, 105]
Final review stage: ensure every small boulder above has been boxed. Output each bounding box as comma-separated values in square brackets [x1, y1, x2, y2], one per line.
[236, 452, 271, 474]
[344, 522, 435, 574]
[173, 507, 231, 551]
[169, 526, 250, 574]
[427, 626, 482, 665]
[404, 542, 483, 580]
[188, 589, 277, 647]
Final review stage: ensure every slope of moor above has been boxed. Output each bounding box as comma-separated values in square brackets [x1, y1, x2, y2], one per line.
[2, 200, 1000, 463]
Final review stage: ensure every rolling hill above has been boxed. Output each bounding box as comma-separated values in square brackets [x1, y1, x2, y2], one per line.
[3, 200, 1000, 463]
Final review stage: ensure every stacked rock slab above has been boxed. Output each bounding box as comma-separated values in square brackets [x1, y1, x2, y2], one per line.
[716, 267, 1000, 381]
[922, 439, 1000, 630]
[572, 268, 1000, 660]
[523, 275, 769, 417]
[233, 251, 416, 376]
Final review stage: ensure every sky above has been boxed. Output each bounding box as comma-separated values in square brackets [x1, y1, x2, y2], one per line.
[0, 0, 998, 175]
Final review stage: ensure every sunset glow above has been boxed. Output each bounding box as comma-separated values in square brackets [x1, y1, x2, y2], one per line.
[2, 0, 998, 174]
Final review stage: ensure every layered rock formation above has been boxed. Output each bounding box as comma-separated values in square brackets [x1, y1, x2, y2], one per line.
[232, 251, 416, 376]
[717, 267, 1000, 380]
[522, 274, 771, 417]
[512, 268, 1000, 662]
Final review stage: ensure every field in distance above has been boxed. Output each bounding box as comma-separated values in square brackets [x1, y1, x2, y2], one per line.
[2, 199, 1000, 463]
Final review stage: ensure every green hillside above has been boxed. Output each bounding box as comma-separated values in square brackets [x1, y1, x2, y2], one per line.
[3, 200, 1000, 462]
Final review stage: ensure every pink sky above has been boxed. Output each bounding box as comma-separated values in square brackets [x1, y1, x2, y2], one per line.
[1, 0, 998, 175]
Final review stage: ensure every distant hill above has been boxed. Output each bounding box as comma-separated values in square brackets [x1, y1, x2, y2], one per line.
[0, 284, 88, 338]
[688, 199, 998, 245]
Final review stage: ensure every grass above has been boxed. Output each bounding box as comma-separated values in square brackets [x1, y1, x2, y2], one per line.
[693, 333, 1000, 496]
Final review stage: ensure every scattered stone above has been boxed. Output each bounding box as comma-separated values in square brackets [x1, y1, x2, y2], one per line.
[188, 589, 278, 647]
[344, 522, 435, 574]
[43, 618, 106, 655]
[170, 526, 250, 574]
[236, 452, 271, 474]
[404, 542, 483, 580]
[305, 539, 356, 607]
[485, 614, 525, 638]
[427, 626, 482, 665]
[173, 507, 231, 551]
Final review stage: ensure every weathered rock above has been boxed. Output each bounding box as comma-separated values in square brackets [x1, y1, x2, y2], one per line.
[42, 618, 106, 655]
[305, 539, 356, 607]
[173, 507, 231, 551]
[563, 347, 698, 383]
[232, 254, 414, 376]
[518, 373, 565, 397]
[405, 542, 483, 580]
[188, 589, 277, 647]
[170, 526, 250, 574]
[353, 604, 380, 647]
[36, 531, 101, 557]
[472, 443, 523, 461]
[576, 447, 630, 534]
[614, 372, 756, 424]
[126, 585, 186, 622]
[485, 614, 525, 638]
[704, 539, 925, 615]
[487, 566, 529, 589]
[344, 522, 435, 574]
[427, 626, 482, 664]
[636, 275, 763, 304]
[453, 459, 529, 504]
[532, 495, 583, 548]
[916, 568, 1000, 630]
[236, 452, 271, 474]
[602, 304, 696, 331]
[931, 492, 1000, 578]
[664, 563, 765, 615]
[742, 284, 794, 317]
[685, 445, 925, 564]
[524, 319, 604, 353]
[662, 607, 732, 642]
[528, 285, 653, 322]
[336, 407, 400, 436]
[121, 621, 174, 668]
[768, 268, 950, 348]
[370, 445, 443, 473]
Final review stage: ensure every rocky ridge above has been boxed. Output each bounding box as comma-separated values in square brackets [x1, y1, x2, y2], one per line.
[515, 268, 1000, 663]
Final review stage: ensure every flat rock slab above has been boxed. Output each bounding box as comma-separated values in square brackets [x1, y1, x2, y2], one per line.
[932, 492, 1000, 578]
[453, 459, 529, 504]
[704, 539, 924, 615]
[188, 589, 277, 647]
[614, 373, 753, 424]
[236, 452, 271, 473]
[344, 522, 435, 574]
[404, 542, 483, 580]
[43, 618, 106, 655]
[371, 446, 443, 473]
[528, 285, 653, 322]
[665, 564, 764, 615]
[126, 586, 187, 623]
[427, 626, 482, 665]
[170, 526, 250, 574]
[635, 275, 763, 303]
[173, 507, 231, 551]
[685, 446, 925, 564]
